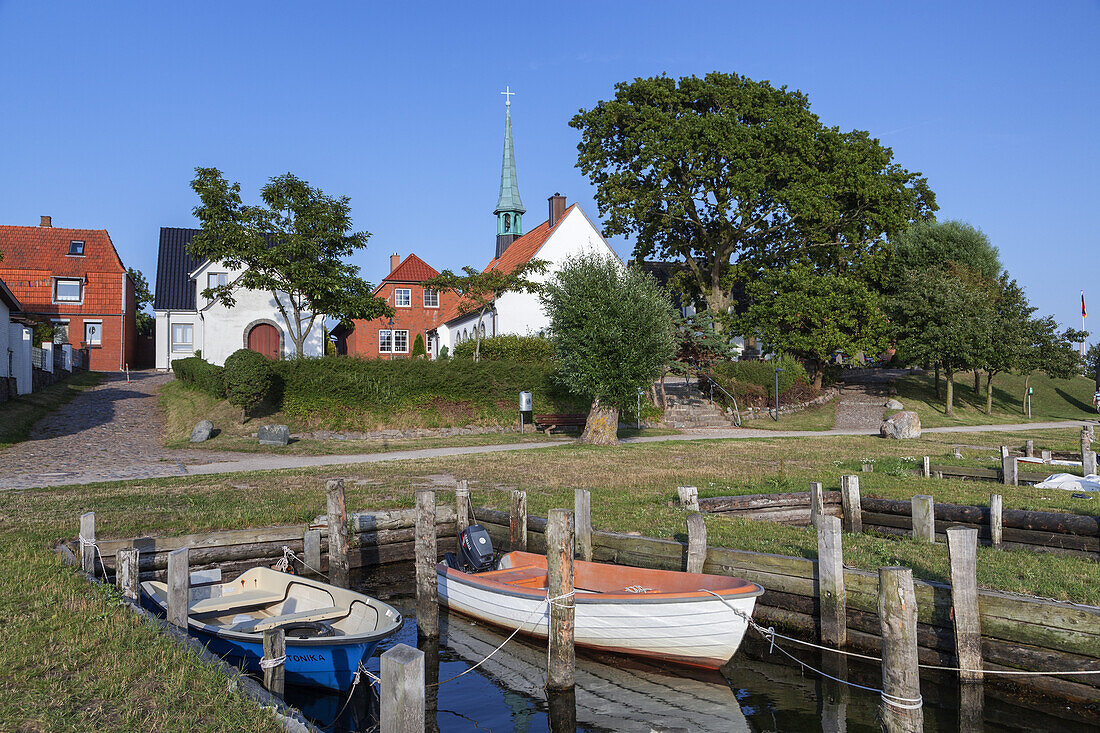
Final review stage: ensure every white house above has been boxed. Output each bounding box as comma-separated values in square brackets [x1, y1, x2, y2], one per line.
[152, 227, 325, 369]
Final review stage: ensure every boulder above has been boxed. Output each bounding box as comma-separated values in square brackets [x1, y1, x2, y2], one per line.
[880, 411, 921, 439]
[257, 424, 291, 446]
[189, 420, 214, 443]
[884, 398, 905, 410]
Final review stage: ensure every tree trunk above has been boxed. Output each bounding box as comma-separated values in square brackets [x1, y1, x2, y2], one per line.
[473, 309, 487, 362]
[934, 364, 941, 398]
[986, 372, 994, 415]
[974, 370, 981, 395]
[705, 287, 730, 334]
[945, 367, 955, 417]
[658, 372, 667, 409]
[1022, 373, 1031, 414]
[812, 360, 824, 392]
[579, 397, 619, 445]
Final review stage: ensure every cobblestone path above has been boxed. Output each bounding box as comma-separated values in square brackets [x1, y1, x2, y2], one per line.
[0, 372, 239, 490]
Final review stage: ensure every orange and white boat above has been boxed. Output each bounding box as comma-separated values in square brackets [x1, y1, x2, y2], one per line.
[436, 549, 764, 669]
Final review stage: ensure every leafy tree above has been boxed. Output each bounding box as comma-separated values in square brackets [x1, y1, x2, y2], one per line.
[570, 72, 935, 323]
[421, 259, 547, 362]
[977, 274, 1035, 414]
[1016, 320, 1084, 412]
[540, 253, 676, 445]
[127, 267, 155, 337]
[739, 264, 889, 389]
[890, 220, 1002, 283]
[1086, 342, 1100, 388]
[410, 333, 427, 359]
[189, 168, 392, 356]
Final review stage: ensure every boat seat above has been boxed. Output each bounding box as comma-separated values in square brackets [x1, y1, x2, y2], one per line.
[479, 566, 548, 587]
[247, 606, 346, 633]
[189, 589, 285, 616]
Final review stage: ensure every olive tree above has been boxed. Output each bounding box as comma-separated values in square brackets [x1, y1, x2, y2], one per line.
[540, 253, 676, 445]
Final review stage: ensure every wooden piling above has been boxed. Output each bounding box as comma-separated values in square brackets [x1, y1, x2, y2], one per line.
[380, 643, 425, 733]
[989, 494, 1003, 549]
[415, 489, 438, 639]
[304, 529, 321, 575]
[817, 515, 847, 647]
[676, 485, 699, 511]
[922, 456, 930, 478]
[574, 488, 592, 562]
[878, 566, 923, 732]
[1002, 455, 1018, 486]
[167, 547, 190, 629]
[455, 480, 470, 554]
[546, 508, 575, 691]
[840, 475, 862, 533]
[946, 527, 983, 682]
[999, 445, 1009, 459]
[510, 489, 528, 552]
[686, 513, 707, 574]
[1025, 439, 1035, 458]
[325, 479, 349, 587]
[116, 547, 140, 600]
[861, 463, 873, 473]
[1082, 428, 1092, 463]
[79, 511, 96, 574]
[911, 495, 934, 543]
[262, 627, 285, 695]
[1042, 449, 1052, 463]
[1085, 450, 1097, 477]
[808, 482, 825, 529]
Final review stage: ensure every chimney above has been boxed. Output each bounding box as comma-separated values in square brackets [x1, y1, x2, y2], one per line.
[40, 215, 52, 227]
[548, 193, 566, 229]
[390, 252, 400, 273]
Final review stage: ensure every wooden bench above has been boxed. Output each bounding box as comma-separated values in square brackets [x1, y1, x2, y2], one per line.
[533, 414, 587, 434]
[190, 589, 285, 616]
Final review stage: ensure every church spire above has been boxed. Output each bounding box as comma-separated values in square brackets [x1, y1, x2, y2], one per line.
[494, 86, 525, 258]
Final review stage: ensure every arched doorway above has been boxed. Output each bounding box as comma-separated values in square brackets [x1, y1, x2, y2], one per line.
[246, 323, 281, 359]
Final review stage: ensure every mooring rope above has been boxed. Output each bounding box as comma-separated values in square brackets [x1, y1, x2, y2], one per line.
[77, 534, 110, 579]
[275, 545, 328, 580]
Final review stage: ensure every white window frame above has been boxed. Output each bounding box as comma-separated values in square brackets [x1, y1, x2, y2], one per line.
[423, 288, 439, 308]
[392, 330, 409, 353]
[84, 321, 103, 346]
[53, 278, 83, 304]
[379, 329, 392, 353]
[172, 323, 194, 353]
[394, 288, 411, 307]
[207, 272, 228, 290]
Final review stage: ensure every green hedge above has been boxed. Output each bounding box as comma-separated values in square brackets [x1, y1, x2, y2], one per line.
[711, 354, 808, 396]
[171, 357, 226, 399]
[223, 349, 275, 415]
[452, 335, 552, 362]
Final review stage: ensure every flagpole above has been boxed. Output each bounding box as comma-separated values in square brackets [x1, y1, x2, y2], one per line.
[1083, 290, 1087, 361]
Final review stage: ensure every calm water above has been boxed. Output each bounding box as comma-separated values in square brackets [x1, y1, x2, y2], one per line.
[273, 565, 1092, 732]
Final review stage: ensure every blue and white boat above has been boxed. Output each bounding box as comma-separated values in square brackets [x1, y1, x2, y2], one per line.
[141, 567, 402, 690]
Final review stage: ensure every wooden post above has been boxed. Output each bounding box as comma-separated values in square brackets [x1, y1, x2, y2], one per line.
[922, 456, 930, 478]
[167, 548, 190, 629]
[911, 495, 935, 543]
[325, 479, 349, 587]
[817, 515, 847, 647]
[574, 488, 592, 562]
[116, 547, 140, 600]
[999, 445, 1009, 459]
[262, 627, 286, 695]
[546, 508, 575, 691]
[455, 480, 470, 554]
[840, 475, 862, 533]
[686, 513, 707, 574]
[79, 511, 96, 574]
[1082, 428, 1091, 464]
[1025, 439, 1035, 458]
[1084, 450, 1097, 476]
[989, 494, 1003, 549]
[380, 643, 425, 733]
[878, 567, 923, 733]
[946, 527, 983, 682]
[510, 489, 527, 552]
[1002, 455, 1018, 486]
[1041, 449, 1052, 463]
[304, 529, 322, 575]
[861, 462, 873, 473]
[809, 481, 825, 529]
[676, 485, 699, 511]
[415, 489, 438, 639]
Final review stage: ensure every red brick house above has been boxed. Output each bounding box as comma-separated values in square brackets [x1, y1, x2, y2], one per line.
[0, 216, 137, 372]
[341, 253, 457, 359]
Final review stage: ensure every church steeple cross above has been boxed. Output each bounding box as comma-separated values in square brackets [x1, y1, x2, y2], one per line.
[501, 85, 515, 106]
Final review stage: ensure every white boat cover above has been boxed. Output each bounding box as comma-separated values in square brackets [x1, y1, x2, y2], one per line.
[1033, 473, 1100, 492]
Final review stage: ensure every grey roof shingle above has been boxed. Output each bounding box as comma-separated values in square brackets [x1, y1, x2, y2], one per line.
[153, 227, 204, 311]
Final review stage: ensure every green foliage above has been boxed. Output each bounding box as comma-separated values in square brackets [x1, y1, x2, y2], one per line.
[410, 333, 426, 358]
[711, 354, 809, 397]
[541, 253, 676, 408]
[739, 264, 888, 387]
[189, 167, 392, 355]
[452, 335, 551, 363]
[171, 357, 226, 399]
[889, 220, 1002, 284]
[438, 345, 449, 360]
[671, 312, 727, 375]
[29, 318, 55, 346]
[570, 72, 935, 316]
[127, 267, 155, 337]
[223, 349, 274, 415]
[1086, 343, 1100, 385]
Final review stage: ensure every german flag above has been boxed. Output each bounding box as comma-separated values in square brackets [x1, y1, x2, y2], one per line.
[1084, 291, 1088, 319]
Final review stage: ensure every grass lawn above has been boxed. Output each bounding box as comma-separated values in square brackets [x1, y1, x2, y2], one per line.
[0, 371, 104, 450]
[896, 370, 1098, 428]
[742, 395, 839, 431]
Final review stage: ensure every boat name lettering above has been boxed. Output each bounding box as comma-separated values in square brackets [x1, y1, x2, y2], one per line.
[287, 653, 325, 662]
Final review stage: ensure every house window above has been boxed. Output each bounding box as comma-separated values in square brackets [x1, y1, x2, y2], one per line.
[379, 330, 392, 353]
[423, 288, 439, 308]
[53, 278, 83, 303]
[394, 288, 411, 307]
[207, 273, 228, 290]
[84, 321, 102, 346]
[172, 323, 193, 352]
[68, 240, 85, 256]
[379, 329, 409, 353]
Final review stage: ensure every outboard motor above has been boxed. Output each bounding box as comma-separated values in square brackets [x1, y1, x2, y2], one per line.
[445, 524, 496, 573]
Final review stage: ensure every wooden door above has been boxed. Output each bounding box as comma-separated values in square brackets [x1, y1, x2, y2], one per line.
[247, 323, 280, 359]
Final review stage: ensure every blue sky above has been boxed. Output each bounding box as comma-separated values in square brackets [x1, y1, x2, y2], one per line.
[1, 1, 1097, 339]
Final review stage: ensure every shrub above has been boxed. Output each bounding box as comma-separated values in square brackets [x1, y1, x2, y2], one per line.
[411, 333, 426, 358]
[223, 349, 274, 417]
[706, 354, 812, 409]
[452, 334, 552, 363]
[171, 357, 226, 399]
[438, 346, 449, 360]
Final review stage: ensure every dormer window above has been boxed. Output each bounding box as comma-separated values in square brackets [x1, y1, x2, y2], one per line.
[68, 240, 85, 256]
[207, 273, 228, 290]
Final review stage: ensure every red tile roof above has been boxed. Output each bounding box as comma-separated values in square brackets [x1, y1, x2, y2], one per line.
[0, 225, 126, 275]
[382, 254, 439, 285]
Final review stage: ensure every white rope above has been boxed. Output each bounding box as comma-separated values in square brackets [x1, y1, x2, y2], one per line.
[259, 655, 286, 670]
[78, 534, 109, 579]
[275, 545, 328, 580]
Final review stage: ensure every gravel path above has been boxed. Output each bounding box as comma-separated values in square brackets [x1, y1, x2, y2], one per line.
[832, 383, 889, 430]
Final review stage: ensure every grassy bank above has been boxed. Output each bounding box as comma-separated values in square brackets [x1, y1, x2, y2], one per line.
[0, 371, 104, 450]
[742, 396, 839, 431]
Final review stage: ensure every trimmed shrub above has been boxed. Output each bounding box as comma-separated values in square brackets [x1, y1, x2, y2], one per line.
[452, 334, 552, 362]
[172, 357, 226, 399]
[411, 333, 426, 358]
[706, 354, 812, 409]
[223, 349, 275, 416]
